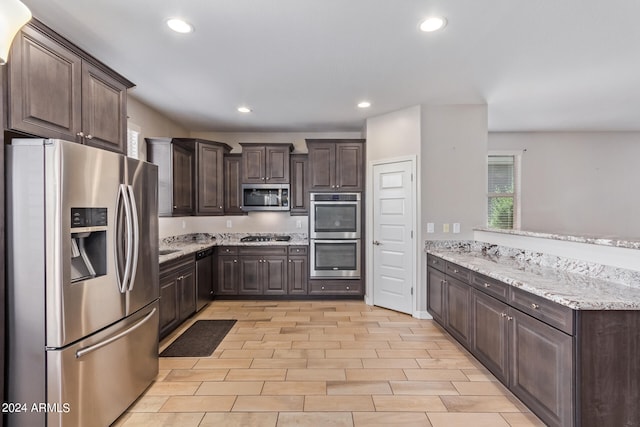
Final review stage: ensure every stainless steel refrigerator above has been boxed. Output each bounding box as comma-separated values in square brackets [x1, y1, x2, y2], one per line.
[5, 139, 160, 427]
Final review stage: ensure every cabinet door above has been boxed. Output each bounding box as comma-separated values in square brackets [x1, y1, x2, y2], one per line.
[471, 290, 510, 383]
[159, 275, 179, 338]
[263, 257, 287, 295]
[335, 142, 363, 191]
[178, 268, 196, 320]
[509, 309, 574, 427]
[197, 143, 224, 215]
[265, 145, 290, 183]
[290, 154, 309, 215]
[445, 276, 472, 347]
[288, 256, 308, 295]
[224, 154, 244, 215]
[172, 145, 194, 215]
[308, 143, 335, 190]
[239, 257, 262, 294]
[241, 146, 265, 183]
[217, 256, 239, 295]
[8, 25, 82, 142]
[427, 267, 446, 324]
[81, 62, 127, 154]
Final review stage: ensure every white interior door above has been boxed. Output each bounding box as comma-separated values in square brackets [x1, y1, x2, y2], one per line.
[372, 160, 414, 314]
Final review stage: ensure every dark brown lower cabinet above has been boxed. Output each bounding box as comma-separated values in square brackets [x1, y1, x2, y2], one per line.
[159, 256, 196, 339]
[445, 277, 472, 347]
[217, 252, 239, 295]
[238, 247, 287, 296]
[428, 254, 640, 427]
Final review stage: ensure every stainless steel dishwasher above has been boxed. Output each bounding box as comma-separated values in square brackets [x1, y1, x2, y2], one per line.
[195, 247, 214, 311]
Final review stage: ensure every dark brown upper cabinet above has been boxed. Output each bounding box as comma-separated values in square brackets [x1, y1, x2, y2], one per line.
[147, 138, 231, 217]
[7, 20, 132, 154]
[289, 154, 309, 215]
[224, 154, 245, 215]
[240, 143, 293, 184]
[306, 139, 365, 192]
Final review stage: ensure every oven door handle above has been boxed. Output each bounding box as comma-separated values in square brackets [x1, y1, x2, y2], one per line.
[312, 239, 360, 244]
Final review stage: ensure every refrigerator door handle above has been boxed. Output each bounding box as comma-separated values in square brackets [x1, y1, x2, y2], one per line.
[126, 185, 140, 292]
[116, 184, 134, 293]
[75, 307, 157, 359]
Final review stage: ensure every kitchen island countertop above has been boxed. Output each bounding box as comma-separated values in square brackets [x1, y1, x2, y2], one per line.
[426, 245, 640, 310]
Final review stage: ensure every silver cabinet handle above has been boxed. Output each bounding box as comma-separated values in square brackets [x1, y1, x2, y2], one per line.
[288, 259, 292, 263]
[233, 259, 237, 263]
[453, 269, 459, 273]
[507, 316, 513, 321]
[530, 303, 539, 310]
[86, 134, 93, 140]
[484, 283, 491, 288]
[346, 286, 350, 290]
[500, 312, 507, 317]
[76, 131, 85, 137]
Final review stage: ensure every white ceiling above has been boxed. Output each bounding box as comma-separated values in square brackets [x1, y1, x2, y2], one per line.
[20, 0, 640, 133]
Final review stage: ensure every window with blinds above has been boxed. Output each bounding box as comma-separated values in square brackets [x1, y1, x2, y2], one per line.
[127, 123, 140, 159]
[488, 155, 516, 229]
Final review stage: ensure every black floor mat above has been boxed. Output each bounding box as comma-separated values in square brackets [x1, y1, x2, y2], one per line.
[160, 319, 237, 357]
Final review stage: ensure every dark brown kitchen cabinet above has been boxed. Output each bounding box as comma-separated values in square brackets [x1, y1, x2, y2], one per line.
[147, 138, 231, 216]
[224, 154, 245, 215]
[8, 21, 132, 154]
[306, 139, 364, 191]
[445, 276, 472, 347]
[240, 143, 293, 184]
[471, 290, 510, 383]
[217, 249, 240, 295]
[287, 246, 308, 295]
[289, 154, 309, 215]
[147, 138, 195, 216]
[428, 254, 640, 427]
[238, 247, 287, 295]
[159, 255, 196, 339]
[509, 307, 574, 427]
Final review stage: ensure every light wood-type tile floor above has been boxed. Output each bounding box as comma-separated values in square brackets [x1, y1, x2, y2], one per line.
[113, 300, 545, 427]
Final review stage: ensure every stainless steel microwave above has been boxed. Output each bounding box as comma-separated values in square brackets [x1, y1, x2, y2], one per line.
[241, 184, 290, 211]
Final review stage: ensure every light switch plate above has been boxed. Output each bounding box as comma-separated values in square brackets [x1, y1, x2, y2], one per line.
[453, 223, 460, 233]
[443, 223, 450, 233]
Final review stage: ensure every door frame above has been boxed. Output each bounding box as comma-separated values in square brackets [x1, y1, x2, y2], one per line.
[366, 155, 423, 317]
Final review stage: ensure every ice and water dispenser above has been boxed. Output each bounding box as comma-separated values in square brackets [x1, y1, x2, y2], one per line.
[70, 208, 108, 283]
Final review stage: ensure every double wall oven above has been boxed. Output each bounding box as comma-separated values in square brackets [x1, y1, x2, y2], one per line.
[309, 193, 361, 278]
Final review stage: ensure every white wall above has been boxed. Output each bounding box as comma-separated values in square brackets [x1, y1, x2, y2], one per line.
[489, 132, 640, 239]
[421, 105, 488, 241]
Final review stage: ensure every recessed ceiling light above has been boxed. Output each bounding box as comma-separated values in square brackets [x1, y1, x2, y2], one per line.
[166, 18, 194, 34]
[419, 16, 447, 32]
[357, 101, 371, 109]
[237, 106, 252, 113]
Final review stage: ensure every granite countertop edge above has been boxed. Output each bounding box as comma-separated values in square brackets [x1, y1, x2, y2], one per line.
[426, 248, 640, 311]
[159, 233, 309, 264]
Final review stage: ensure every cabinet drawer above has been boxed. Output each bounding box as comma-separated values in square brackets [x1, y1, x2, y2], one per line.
[160, 255, 194, 278]
[219, 246, 238, 255]
[309, 280, 362, 295]
[239, 246, 288, 256]
[288, 246, 308, 255]
[427, 254, 446, 272]
[445, 261, 471, 282]
[471, 272, 509, 302]
[509, 287, 575, 335]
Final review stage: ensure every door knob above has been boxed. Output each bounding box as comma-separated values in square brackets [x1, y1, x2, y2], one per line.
[373, 241, 381, 245]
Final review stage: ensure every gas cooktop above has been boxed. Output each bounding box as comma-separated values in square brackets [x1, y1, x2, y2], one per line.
[240, 235, 292, 242]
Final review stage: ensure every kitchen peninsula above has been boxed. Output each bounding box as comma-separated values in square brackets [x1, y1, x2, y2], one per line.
[425, 234, 640, 427]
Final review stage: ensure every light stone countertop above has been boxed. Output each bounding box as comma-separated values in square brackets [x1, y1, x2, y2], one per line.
[426, 246, 640, 310]
[159, 233, 309, 264]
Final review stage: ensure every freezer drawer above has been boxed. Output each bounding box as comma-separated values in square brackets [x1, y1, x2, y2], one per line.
[45, 302, 159, 427]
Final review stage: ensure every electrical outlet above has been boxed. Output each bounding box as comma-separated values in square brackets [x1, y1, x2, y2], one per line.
[181, 220, 186, 229]
[443, 223, 450, 233]
[427, 222, 434, 233]
[453, 223, 460, 233]
[226, 220, 232, 228]
[296, 220, 302, 229]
